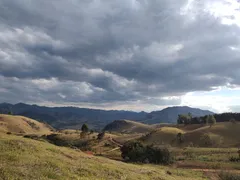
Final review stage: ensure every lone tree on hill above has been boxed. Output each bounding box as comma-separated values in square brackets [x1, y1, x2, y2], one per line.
[97, 131, 105, 140]
[208, 115, 216, 127]
[81, 124, 89, 133]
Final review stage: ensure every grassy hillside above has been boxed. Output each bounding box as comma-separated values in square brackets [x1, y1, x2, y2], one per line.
[184, 122, 240, 147]
[142, 122, 240, 147]
[103, 120, 154, 134]
[141, 127, 184, 145]
[0, 133, 206, 180]
[0, 114, 53, 134]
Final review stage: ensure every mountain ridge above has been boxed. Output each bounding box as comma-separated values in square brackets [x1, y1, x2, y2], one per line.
[0, 103, 214, 129]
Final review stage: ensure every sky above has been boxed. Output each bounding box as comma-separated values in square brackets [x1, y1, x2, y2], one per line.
[0, 0, 240, 113]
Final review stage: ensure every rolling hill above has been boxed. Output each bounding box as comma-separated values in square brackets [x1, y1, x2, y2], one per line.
[141, 122, 240, 147]
[0, 114, 53, 134]
[103, 120, 154, 133]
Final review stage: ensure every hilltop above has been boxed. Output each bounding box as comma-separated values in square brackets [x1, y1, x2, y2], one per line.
[103, 119, 154, 133]
[0, 114, 53, 134]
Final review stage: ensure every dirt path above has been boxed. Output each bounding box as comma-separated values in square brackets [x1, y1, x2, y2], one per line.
[106, 147, 120, 153]
[108, 137, 123, 147]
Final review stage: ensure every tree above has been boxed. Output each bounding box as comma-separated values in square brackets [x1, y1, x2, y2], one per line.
[208, 115, 216, 127]
[177, 114, 191, 125]
[81, 124, 89, 133]
[97, 131, 105, 140]
[176, 133, 184, 144]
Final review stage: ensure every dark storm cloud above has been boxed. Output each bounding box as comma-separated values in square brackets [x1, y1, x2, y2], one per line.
[0, 0, 240, 108]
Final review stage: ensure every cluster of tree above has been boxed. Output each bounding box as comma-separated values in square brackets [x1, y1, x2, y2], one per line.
[178, 113, 217, 126]
[178, 112, 240, 125]
[120, 141, 173, 165]
[214, 113, 240, 123]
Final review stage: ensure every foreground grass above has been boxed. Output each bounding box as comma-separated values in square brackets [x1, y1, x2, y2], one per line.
[174, 147, 240, 170]
[0, 133, 207, 180]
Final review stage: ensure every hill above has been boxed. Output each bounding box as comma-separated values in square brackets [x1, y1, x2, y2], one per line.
[144, 106, 214, 124]
[103, 120, 154, 133]
[142, 122, 240, 147]
[0, 133, 206, 180]
[0, 114, 53, 134]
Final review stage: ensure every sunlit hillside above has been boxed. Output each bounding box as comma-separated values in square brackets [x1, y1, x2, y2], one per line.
[0, 114, 53, 134]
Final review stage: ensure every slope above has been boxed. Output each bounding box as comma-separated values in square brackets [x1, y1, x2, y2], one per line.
[0, 114, 53, 134]
[0, 133, 206, 180]
[142, 122, 240, 147]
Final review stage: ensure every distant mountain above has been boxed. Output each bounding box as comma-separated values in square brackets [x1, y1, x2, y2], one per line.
[0, 103, 147, 130]
[0, 103, 214, 130]
[143, 106, 214, 124]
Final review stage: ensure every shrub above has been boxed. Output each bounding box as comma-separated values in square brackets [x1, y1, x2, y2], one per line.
[44, 134, 72, 146]
[219, 171, 240, 180]
[80, 132, 87, 139]
[23, 134, 40, 140]
[229, 156, 240, 162]
[120, 141, 173, 165]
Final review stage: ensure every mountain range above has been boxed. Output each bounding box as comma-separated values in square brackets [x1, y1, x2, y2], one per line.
[0, 103, 214, 130]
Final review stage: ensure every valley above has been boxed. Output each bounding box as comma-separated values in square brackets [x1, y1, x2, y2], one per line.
[0, 113, 240, 180]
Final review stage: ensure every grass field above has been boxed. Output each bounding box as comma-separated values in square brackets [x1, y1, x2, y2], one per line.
[0, 132, 207, 180]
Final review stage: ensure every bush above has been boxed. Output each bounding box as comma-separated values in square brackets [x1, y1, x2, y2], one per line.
[44, 134, 72, 146]
[23, 134, 40, 140]
[120, 141, 173, 165]
[219, 171, 240, 180]
[229, 156, 240, 162]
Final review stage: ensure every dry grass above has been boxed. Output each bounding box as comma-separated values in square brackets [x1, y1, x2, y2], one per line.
[142, 122, 240, 148]
[0, 114, 53, 135]
[0, 133, 207, 180]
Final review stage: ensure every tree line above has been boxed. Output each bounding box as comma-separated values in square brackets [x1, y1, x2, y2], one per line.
[177, 112, 240, 125]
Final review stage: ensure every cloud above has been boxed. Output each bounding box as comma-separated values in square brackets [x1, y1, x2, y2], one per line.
[0, 0, 240, 111]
